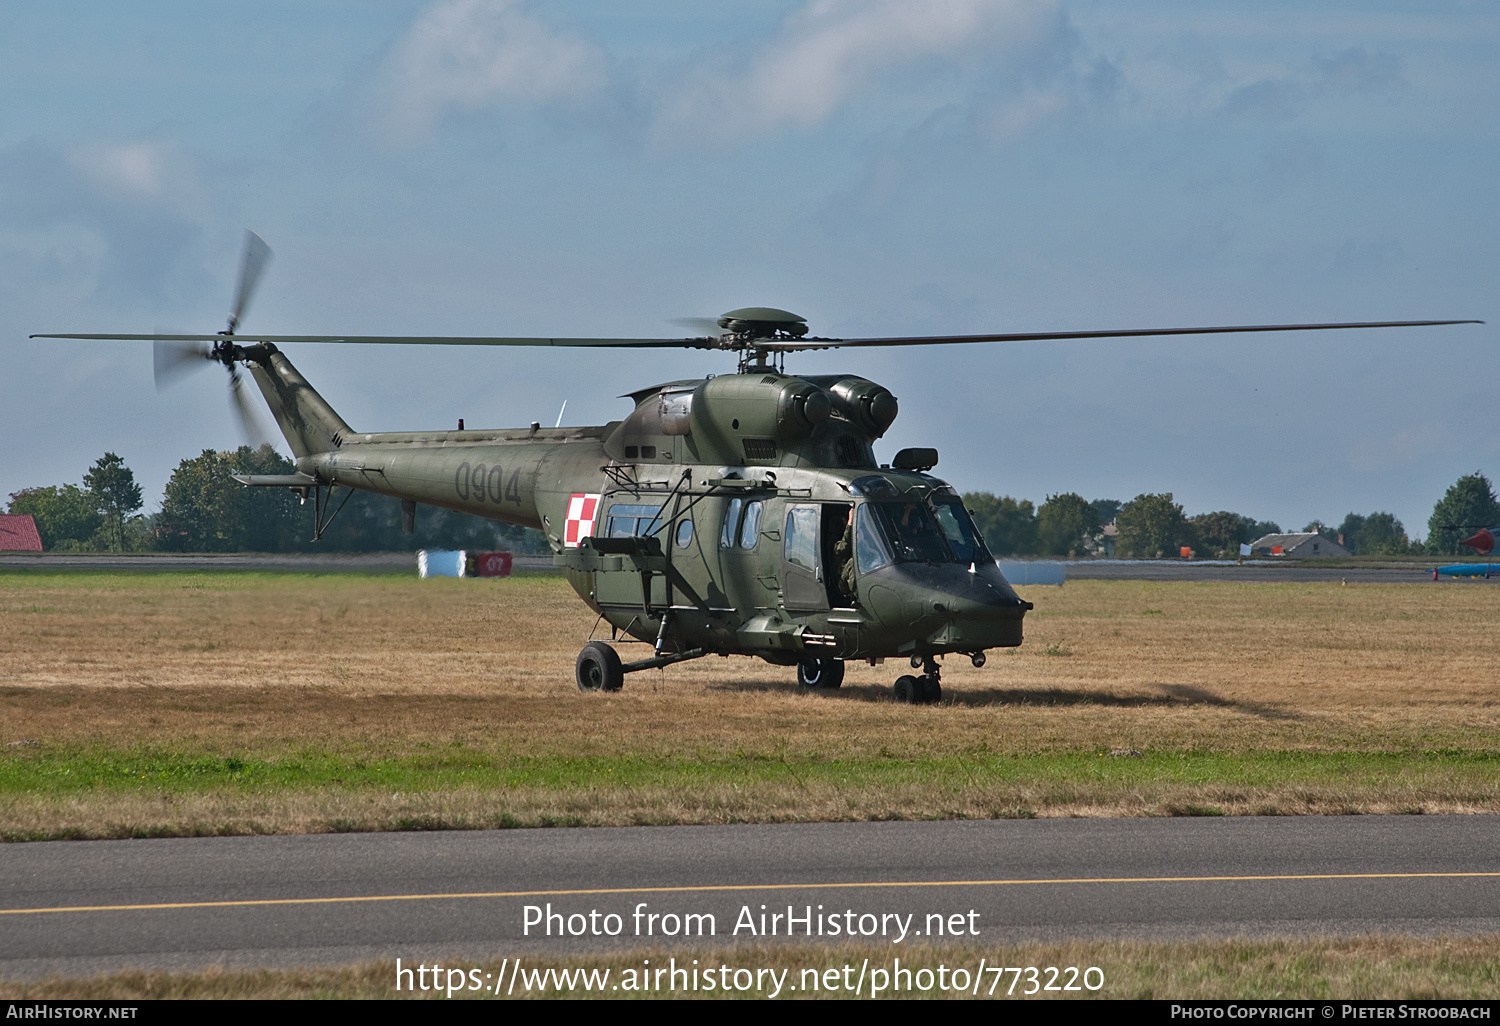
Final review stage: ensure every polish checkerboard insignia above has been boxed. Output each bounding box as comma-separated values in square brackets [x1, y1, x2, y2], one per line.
[564, 493, 601, 547]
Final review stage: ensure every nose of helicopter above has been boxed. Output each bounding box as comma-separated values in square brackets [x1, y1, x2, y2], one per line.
[860, 562, 1030, 651]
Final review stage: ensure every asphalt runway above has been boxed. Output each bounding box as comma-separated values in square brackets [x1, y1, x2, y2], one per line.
[4, 817, 1499, 979]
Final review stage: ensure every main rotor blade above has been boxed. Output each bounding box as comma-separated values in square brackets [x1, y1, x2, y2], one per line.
[669, 317, 723, 335]
[32, 333, 706, 347]
[226, 230, 272, 334]
[32, 319, 1483, 350]
[152, 337, 212, 391]
[757, 319, 1485, 350]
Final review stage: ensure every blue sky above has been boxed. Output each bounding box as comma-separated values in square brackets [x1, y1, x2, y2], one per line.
[2, 0, 1495, 540]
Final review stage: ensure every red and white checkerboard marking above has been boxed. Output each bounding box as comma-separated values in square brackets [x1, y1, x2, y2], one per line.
[564, 493, 601, 547]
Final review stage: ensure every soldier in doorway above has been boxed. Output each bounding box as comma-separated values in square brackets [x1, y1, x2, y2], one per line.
[833, 507, 857, 606]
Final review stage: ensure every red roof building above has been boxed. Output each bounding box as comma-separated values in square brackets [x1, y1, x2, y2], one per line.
[0, 514, 43, 551]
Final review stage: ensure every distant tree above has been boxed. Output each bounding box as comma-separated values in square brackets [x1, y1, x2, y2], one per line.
[156, 450, 253, 551]
[1243, 519, 1281, 541]
[1116, 493, 1191, 558]
[1303, 520, 1336, 540]
[1335, 513, 1366, 549]
[6, 485, 103, 550]
[1427, 473, 1500, 556]
[1090, 498, 1122, 528]
[83, 453, 143, 552]
[1035, 492, 1097, 556]
[1192, 510, 1254, 556]
[962, 492, 1037, 556]
[1343, 511, 1410, 555]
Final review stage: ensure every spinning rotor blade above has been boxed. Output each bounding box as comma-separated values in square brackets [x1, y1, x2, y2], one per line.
[227, 365, 273, 448]
[35, 319, 1481, 351]
[756, 319, 1487, 351]
[226, 231, 272, 334]
[152, 336, 212, 391]
[668, 317, 723, 336]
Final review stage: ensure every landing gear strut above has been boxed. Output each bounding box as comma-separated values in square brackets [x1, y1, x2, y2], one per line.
[893, 655, 942, 704]
[574, 640, 709, 693]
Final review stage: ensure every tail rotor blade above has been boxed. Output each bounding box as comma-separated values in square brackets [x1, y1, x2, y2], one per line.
[226, 230, 273, 334]
[227, 365, 273, 448]
[153, 337, 212, 392]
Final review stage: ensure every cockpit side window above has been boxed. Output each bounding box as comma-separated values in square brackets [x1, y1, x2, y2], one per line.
[932, 496, 989, 564]
[864, 501, 954, 564]
[855, 503, 894, 573]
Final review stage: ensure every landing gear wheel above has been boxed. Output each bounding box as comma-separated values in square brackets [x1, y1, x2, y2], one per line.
[576, 641, 624, 693]
[920, 675, 942, 704]
[894, 674, 921, 703]
[797, 658, 845, 689]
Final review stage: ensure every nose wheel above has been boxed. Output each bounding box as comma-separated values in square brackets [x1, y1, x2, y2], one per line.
[893, 656, 942, 704]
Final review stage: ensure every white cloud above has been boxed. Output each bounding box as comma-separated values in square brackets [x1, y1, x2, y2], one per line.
[376, 0, 1076, 147]
[739, 0, 1061, 130]
[656, 0, 1068, 140]
[69, 142, 169, 200]
[382, 0, 607, 140]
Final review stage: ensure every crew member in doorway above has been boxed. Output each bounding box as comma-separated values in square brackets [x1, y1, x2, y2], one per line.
[833, 507, 856, 606]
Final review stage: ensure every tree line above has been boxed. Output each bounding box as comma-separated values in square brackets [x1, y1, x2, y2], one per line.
[8, 451, 1500, 558]
[6, 447, 546, 554]
[961, 473, 1500, 559]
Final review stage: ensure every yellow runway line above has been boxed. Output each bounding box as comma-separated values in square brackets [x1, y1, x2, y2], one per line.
[4, 871, 1500, 916]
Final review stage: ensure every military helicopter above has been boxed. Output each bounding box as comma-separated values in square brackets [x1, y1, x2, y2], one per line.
[34, 233, 1482, 702]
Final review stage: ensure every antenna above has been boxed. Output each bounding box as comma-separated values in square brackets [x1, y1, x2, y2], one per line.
[554, 401, 567, 429]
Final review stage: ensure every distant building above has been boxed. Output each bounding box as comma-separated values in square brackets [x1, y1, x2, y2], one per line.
[1248, 532, 1351, 559]
[0, 514, 43, 551]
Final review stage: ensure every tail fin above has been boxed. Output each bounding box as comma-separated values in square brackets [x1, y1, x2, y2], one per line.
[244, 345, 353, 458]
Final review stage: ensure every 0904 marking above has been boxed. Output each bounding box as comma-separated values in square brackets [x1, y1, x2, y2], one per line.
[455, 461, 522, 505]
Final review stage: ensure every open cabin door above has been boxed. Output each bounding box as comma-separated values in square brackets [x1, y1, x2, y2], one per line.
[781, 503, 853, 612]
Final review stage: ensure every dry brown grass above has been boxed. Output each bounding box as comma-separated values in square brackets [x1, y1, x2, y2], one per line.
[5, 936, 1499, 999]
[2, 571, 1499, 835]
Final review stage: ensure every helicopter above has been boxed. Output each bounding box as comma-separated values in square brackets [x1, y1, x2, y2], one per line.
[34, 233, 1482, 702]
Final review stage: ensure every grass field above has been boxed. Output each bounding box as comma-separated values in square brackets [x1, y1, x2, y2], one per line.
[2, 569, 1498, 838]
[5, 937, 1499, 1000]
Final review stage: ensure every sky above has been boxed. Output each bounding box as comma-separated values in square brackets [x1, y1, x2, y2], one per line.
[2, 0, 1496, 541]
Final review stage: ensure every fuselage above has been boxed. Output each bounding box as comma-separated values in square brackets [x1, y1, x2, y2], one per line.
[250, 349, 1029, 665]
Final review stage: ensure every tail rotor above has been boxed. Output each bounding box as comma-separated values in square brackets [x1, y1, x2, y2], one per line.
[153, 230, 275, 446]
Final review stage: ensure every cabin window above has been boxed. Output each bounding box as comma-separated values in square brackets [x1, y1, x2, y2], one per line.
[624, 446, 639, 459]
[607, 504, 664, 538]
[784, 507, 818, 571]
[721, 498, 764, 549]
[739, 501, 763, 549]
[640, 445, 657, 459]
[675, 519, 694, 548]
[721, 498, 743, 549]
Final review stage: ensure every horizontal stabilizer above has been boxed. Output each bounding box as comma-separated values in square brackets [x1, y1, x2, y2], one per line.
[232, 473, 317, 488]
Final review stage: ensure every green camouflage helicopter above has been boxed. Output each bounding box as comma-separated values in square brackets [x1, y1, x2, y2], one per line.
[35, 233, 1480, 701]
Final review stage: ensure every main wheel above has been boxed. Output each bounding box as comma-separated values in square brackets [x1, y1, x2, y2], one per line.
[920, 675, 942, 704]
[893, 674, 921, 703]
[797, 657, 845, 689]
[576, 642, 624, 693]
